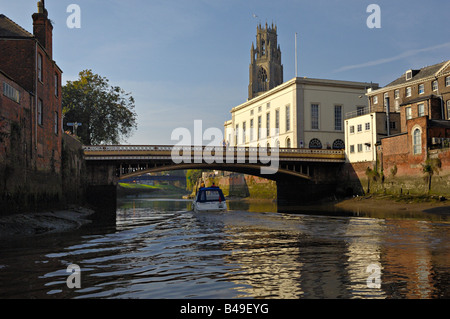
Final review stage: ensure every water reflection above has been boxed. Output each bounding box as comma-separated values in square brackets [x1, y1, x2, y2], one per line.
[0, 197, 448, 299]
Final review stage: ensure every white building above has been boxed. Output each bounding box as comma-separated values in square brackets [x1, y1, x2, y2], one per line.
[344, 107, 400, 163]
[225, 77, 376, 150]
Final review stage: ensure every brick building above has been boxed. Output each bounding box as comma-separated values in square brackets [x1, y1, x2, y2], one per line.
[0, 1, 62, 173]
[367, 60, 450, 130]
[343, 60, 450, 195]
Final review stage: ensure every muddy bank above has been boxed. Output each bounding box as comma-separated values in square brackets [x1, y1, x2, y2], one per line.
[0, 206, 95, 239]
[334, 195, 450, 216]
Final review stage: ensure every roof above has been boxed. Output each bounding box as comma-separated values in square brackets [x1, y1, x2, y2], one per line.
[0, 14, 34, 38]
[399, 94, 441, 106]
[384, 60, 450, 89]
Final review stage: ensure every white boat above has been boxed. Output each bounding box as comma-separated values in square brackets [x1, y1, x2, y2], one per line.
[192, 187, 227, 212]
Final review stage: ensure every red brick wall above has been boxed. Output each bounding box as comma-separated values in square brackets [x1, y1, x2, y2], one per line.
[0, 40, 62, 173]
[0, 72, 32, 164]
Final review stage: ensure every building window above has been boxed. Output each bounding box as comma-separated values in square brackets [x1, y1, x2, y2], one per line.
[285, 105, 291, 132]
[447, 100, 450, 120]
[357, 124, 362, 132]
[54, 112, 58, 135]
[334, 105, 342, 131]
[446, 76, 450, 87]
[332, 139, 345, 149]
[365, 143, 371, 152]
[311, 104, 319, 130]
[418, 103, 425, 117]
[394, 89, 400, 99]
[349, 125, 355, 134]
[349, 145, 355, 154]
[38, 53, 43, 82]
[413, 128, 422, 155]
[266, 113, 270, 137]
[2, 82, 20, 103]
[258, 106, 262, 113]
[286, 137, 291, 148]
[54, 73, 58, 96]
[356, 106, 365, 116]
[390, 121, 397, 130]
[365, 122, 370, 131]
[406, 107, 412, 120]
[38, 99, 43, 125]
[432, 80, 438, 91]
[373, 96, 378, 104]
[275, 109, 280, 133]
[266, 102, 270, 109]
[235, 124, 239, 145]
[250, 119, 254, 141]
[418, 84, 425, 95]
[257, 116, 261, 140]
[242, 121, 246, 144]
[357, 144, 363, 153]
[406, 87, 412, 97]
[309, 138, 322, 149]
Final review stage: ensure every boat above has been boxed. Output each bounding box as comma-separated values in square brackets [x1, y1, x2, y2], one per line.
[192, 186, 227, 212]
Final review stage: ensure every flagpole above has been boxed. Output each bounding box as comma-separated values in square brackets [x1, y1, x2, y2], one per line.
[295, 32, 298, 77]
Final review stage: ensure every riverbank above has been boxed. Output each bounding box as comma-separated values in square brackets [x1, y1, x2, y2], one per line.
[334, 194, 450, 216]
[0, 206, 95, 239]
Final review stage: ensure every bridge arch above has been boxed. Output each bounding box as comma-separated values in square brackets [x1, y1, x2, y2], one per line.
[118, 162, 311, 181]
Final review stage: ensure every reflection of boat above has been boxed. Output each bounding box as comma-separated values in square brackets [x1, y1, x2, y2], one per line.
[192, 187, 227, 212]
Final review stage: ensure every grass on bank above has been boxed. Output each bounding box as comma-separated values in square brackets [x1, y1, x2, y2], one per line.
[118, 182, 190, 195]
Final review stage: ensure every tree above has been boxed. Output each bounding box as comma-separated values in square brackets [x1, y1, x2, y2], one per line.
[365, 166, 379, 194]
[62, 70, 137, 145]
[422, 157, 441, 193]
[186, 169, 202, 191]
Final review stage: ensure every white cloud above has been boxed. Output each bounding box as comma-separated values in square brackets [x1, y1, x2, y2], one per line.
[334, 42, 450, 73]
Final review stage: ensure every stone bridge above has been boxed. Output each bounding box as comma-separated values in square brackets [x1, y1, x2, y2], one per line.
[82, 145, 346, 213]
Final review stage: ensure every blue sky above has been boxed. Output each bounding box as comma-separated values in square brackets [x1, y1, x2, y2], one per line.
[2, 0, 449, 145]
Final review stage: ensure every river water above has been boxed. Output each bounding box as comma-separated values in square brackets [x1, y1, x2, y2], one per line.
[0, 196, 448, 299]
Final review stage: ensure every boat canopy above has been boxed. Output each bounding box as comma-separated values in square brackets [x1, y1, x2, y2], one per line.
[196, 187, 226, 203]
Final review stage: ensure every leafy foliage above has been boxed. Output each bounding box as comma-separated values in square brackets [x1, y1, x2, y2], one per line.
[422, 157, 442, 193]
[62, 70, 137, 145]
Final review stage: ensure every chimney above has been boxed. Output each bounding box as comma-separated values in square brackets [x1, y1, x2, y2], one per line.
[32, 0, 53, 58]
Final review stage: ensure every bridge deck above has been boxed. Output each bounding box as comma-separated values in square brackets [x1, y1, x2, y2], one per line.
[83, 145, 345, 162]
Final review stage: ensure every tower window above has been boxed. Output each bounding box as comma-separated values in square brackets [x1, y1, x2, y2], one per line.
[261, 40, 266, 55]
[258, 68, 267, 82]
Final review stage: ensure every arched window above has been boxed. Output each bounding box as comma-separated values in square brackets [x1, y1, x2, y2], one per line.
[258, 67, 268, 82]
[413, 128, 422, 154]
[309, 138, 322, 149]
[286, 137, 291, 148]
[332, 139, 345, 149]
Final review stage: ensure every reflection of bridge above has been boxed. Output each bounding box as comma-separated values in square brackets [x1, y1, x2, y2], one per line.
[82, 145, 346, 213]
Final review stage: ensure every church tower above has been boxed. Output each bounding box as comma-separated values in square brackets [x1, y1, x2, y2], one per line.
[248, 23, 283, 100]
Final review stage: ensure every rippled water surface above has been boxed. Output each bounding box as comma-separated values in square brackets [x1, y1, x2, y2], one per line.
[0, 197, 448, 299]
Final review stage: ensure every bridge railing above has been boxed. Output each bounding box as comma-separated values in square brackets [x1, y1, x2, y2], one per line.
[82, 145, 344, 156]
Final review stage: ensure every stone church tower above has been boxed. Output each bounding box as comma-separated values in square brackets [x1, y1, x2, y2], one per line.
[248, 23, 283, 100]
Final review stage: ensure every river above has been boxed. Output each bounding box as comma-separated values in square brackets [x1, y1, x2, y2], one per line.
[0, 196, 448, 299]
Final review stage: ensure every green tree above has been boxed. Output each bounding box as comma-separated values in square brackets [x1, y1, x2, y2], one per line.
[422, 157, 441, 193]
[365, 166, 379, 194]
[62, 69, 137, 145]
[186, 169, 202, 191]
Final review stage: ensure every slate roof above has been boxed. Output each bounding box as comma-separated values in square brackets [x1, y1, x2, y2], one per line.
[384, 60, 450, 88]
[0, 14, 33, 38]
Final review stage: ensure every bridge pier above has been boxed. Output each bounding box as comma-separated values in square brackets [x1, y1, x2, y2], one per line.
[276, 177, 338, 213]
[85, 162, 118, 225]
